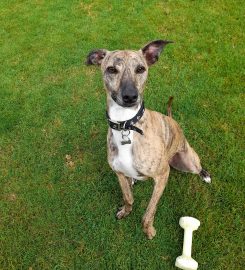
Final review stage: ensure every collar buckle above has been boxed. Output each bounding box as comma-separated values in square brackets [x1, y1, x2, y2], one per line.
[112, 122, 123, 131]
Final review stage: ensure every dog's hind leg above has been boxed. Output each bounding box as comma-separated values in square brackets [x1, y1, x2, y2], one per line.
[116, 173, 134, 219]
[142, 165, 170, 239]
[170, 141, 211, 183]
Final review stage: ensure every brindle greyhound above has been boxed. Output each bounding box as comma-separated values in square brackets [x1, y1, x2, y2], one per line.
[86, 40, 211, 239]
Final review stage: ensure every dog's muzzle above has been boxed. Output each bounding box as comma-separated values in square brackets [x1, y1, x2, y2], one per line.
[120, 79, 139, 107]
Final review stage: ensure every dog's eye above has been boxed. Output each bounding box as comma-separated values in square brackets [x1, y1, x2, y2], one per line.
[106, 66, 118, 74]
[135, 65, 146, 74]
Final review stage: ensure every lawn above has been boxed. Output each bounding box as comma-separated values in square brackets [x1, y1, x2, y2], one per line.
[0, 0, 244, 269]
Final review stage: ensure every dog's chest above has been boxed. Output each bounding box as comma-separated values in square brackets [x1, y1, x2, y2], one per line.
[111, 130, 140, 179]
[108, 102, 143, 180]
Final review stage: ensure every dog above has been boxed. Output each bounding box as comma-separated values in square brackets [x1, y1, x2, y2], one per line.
[86, 40, 211, 239]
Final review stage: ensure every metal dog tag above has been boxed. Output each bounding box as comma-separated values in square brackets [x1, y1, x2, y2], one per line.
[121, 130, 131, 145]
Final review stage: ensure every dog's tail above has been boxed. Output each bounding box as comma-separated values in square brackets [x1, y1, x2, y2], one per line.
[167, 96, 174, 118]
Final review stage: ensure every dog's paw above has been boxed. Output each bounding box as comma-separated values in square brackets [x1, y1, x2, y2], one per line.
[144, 225, 156, 240]
[199, 169, 211, 183]
[116, 206, 131, 219]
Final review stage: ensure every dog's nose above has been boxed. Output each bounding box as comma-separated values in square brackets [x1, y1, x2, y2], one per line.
[122, 93, 138, 104]
[120, 78, 139, 105]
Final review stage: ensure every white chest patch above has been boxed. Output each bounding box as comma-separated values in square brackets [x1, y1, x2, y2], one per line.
[109, 101, 144, 180]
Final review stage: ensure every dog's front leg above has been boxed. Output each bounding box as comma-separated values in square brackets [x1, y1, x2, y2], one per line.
[142, 165, 170, 239]
[116, 172, 134, 219]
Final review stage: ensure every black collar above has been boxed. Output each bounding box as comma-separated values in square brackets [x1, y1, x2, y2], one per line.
[106, 102, 145, 135]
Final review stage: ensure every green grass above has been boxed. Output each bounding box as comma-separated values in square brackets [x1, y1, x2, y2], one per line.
[0, 0, 244, 269]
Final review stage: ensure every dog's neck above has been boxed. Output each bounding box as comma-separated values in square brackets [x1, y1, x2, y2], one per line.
[107, 98, 141, 122]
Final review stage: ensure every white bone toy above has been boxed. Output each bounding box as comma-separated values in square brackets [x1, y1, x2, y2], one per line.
[175, 217, 200, 270]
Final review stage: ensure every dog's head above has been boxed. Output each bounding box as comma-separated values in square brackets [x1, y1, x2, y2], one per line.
[86, 40, 172, 108]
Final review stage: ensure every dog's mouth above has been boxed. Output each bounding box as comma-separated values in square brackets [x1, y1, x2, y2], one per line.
[111, 93, 140, 108]
[122, 102, 138, 107]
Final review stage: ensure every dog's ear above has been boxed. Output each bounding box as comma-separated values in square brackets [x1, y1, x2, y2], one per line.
[141, 40, 173, 66]
[86, 49, 108, 65]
